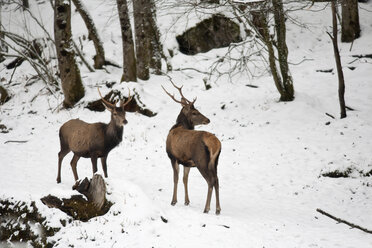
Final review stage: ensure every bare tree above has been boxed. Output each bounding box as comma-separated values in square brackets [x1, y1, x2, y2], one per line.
[116, 0, 137, 82]
[328, 0, 346, 118]
[54, 0, 84, 108]
[341, 0, 360, 43]
[242, 0, 294, 101]
[272, 0, 294, 101]
[72, 0, 105, 69]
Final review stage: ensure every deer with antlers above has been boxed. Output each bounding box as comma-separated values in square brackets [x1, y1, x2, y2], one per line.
[57, 88, 132, 186]
[162, 82, 222, 214]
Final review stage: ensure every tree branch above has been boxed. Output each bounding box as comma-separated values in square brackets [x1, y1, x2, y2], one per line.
[316, 208, 372, 234]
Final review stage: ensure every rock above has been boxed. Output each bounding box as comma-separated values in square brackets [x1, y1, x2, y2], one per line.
[176, 14, 241, 55]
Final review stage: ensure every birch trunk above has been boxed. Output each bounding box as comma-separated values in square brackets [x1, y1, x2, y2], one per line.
[54, 0, 84, 108]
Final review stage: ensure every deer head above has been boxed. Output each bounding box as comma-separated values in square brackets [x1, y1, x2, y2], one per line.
[98, 88, 132, 126]
[162, 81, 210, 129]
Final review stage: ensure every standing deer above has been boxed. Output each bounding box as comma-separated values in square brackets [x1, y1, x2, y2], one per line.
[57, 88, 132, 185]
[162, 82, 222, 214]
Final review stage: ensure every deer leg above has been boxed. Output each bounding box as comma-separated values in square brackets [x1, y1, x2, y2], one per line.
[198, 168, 214, 214]
[57, 149, 69, 183]
[215, 176, 221, 215]
[171, 159, 179, 206]
[91, 156, 98, 175]
[70, 154, 80, 182]
[101, 156, 108, 178]
[183, 166, 191, 205]
[204, 181, 214, 214]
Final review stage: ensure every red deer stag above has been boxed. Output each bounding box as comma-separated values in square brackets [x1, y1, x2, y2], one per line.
[162, 82, 222, 214]
[57, 88, 132, 186]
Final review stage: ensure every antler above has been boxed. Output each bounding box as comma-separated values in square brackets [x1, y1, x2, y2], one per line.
[98, 87, 116, 109]
[162, 80, 197, 105]
[120, 89, 133, 108]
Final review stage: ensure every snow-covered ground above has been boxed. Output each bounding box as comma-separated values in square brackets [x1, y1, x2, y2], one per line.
[1, 1, 372, 247]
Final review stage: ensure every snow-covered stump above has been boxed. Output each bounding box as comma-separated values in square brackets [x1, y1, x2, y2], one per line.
[41, 174, 112, 222]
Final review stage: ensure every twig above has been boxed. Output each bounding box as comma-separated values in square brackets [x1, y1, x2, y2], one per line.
[8, 65, 18, 85]
[345, 105, 355, 111]
[174, 67, 211, 75]
[317, 208, 372, 234]
[4, 140, 28, 144]
[72, 39, 95, 72]
[325, 113, 335, 119]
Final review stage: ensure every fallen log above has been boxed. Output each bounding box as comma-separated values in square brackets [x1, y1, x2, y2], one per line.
[41, 174, 112, 221]
[86, 89, 157, 117]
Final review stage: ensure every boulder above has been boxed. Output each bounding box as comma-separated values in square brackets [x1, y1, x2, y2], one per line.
[176, 14, 241, 55]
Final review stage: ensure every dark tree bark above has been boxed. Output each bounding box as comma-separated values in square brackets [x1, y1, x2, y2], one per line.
[329, 0, 347, 118]
[54, 0, 85, 108]
[116, 0, 137, 82]
[0, 1, 7, 63]
[72, 0, 105, 69]
[133, 0, 150, 80]
[22, 0, 29, 10]
[133, 0, 162, 80]
[341, 0, 360, 43]
[146, 0, 162, 75]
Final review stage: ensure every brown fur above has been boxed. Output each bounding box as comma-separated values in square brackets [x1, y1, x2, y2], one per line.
[166, 106, 222, 215]
[57, 98, 129, 185]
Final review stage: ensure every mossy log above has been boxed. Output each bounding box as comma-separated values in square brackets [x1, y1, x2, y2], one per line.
[41, 174, 112, 222]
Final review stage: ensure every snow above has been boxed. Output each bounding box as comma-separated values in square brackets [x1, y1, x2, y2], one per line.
[1, 0, 372, 247]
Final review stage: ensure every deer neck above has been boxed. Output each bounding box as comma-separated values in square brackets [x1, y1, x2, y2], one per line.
[173, 111, 194, 130]
[105, 120, 123, 148]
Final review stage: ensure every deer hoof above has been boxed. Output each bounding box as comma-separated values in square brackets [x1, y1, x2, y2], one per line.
[203, 209, 210, 214]
[216, 209, 221, 215]
[56, 178, 61, 184]
[171, 200, 177, 206]
[184, 201, 190, 206]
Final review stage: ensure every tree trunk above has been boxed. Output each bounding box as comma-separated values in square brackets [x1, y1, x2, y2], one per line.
[116, 0, 137, 82]
[133, 0, 150, 80]
[341, 0, 360, 43]
[0, 1, 7, 63]
[72, 0, 105, 69]
[330, 0, 347, 118]
[146, 0, 162, 75]
[54, 0, 84, 108]
[255, 2, 294, 102]
[22, 0, 29, 10]
[272, 0, 294, 101]
[333, 1, 347, 118]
